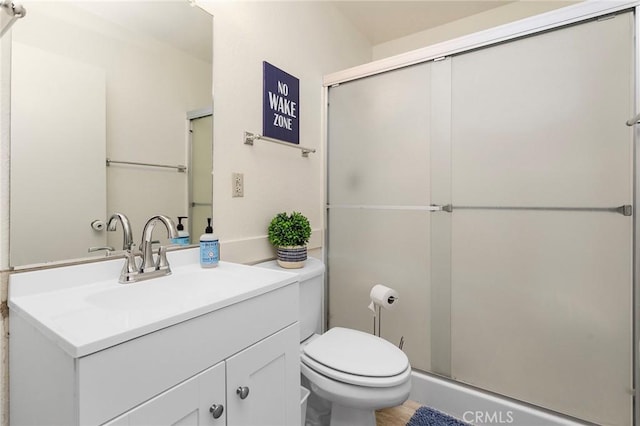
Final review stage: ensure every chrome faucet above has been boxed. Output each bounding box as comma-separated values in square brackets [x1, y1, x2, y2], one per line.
[107, 213, 134, 250]
[107, 213, 139, 283]
[111, 214, 179, 284]
[139, 215, 179, 274]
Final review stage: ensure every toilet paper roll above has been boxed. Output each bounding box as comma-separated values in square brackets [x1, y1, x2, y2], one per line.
[369, 284, 399, 311]
[91, 220, 105, 231]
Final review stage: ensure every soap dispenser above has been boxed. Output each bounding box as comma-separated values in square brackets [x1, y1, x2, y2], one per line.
[200, 218, 219, 268]
[171, 216, 190, 246]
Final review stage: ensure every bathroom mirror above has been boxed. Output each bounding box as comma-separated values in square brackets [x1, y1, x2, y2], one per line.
[9, 1, 213, 266]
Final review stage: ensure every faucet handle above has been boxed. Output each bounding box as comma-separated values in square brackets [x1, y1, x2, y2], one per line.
[157, 246, 171, 272]
[119, 249, 140, 284]
[125, 250, 138, 273]
[88, 246, 115, 254]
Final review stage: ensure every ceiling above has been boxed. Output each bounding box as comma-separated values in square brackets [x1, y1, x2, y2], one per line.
[328, 1, 514, 45]
[73, 1, 518, 63]
[72, 0, 213, 63]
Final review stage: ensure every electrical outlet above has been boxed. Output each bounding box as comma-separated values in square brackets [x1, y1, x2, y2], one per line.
[232, 172, 244, 197]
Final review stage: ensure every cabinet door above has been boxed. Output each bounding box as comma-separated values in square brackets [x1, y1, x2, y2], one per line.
[103, 361, 226, 426]
[226, 324, 300, 426]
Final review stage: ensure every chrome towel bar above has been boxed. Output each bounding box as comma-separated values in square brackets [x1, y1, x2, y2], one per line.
[433, 204, 633, 216]
[106, 159, 186, 173]
[244, 131, 316, 157]
[327, 204, 633, 216]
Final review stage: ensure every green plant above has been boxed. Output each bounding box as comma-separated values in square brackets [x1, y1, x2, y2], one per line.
[268, 211, 311, 247]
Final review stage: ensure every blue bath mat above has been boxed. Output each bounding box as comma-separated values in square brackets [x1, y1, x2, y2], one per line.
[406, 406, 471, 426]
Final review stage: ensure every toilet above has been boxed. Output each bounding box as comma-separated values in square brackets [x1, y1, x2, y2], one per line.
[256, 257, 411, 426]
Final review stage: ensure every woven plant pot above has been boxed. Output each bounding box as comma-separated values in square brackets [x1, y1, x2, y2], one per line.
[276, 245, 307, 269]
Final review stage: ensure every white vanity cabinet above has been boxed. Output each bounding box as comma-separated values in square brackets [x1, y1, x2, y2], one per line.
[104, 323, 299, 426]
[9, 257, 300, 426]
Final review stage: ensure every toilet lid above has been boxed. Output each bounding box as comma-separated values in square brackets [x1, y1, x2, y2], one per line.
[302, 327, 409, 378]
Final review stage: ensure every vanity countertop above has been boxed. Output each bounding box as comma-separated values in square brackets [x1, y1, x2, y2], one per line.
[8, 248, 297, 358]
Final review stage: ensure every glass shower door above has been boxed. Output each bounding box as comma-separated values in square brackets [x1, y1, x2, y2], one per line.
[327, 10, 634, 425]
[435, 12, 634, 425]
[327, 62, 434, 372]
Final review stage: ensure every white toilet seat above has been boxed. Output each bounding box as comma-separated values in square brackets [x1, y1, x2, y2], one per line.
[301, 327, 411, 387]
[301, 353, 411, 387]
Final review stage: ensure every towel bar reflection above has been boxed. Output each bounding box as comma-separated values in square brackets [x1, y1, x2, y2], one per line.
[106, 159, 186, 173]
[244, 131, 316, 157]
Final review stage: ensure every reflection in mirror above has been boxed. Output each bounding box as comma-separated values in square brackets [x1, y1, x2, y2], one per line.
[189, 112, 213, 240]
[9, 1, 213, 267]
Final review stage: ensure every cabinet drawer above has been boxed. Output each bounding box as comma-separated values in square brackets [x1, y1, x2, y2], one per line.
[78, 283, 298, 425]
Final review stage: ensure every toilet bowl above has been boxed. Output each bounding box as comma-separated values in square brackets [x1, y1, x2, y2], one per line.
[256, 258, 411, 426]
[301, 328, 411, 426]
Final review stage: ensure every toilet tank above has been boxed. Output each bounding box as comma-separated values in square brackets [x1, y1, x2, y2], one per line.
[255, 257, 325, 342]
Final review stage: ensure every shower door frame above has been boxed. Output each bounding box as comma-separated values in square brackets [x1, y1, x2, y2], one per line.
[323, 1, 640, 423]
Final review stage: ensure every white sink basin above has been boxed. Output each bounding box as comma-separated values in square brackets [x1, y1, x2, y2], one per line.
[9, 248, 297, 357]
[84, 283, 180, 311]
[83, 270, 229, 311]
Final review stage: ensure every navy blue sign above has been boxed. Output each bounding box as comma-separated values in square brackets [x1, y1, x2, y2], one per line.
[263, 62, 299, 144]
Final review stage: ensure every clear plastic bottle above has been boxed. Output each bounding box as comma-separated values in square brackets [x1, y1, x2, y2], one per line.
[200, 218, 219, 268]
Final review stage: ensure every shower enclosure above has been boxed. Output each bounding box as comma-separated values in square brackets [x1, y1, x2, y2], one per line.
[326, 9, 634, 425]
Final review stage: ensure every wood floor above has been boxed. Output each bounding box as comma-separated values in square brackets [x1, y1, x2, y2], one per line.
[375, 400, 422, 426]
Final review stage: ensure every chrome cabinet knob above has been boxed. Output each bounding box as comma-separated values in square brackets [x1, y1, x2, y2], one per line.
[209, 403, 224, 419]
[236, 386, 250, 400]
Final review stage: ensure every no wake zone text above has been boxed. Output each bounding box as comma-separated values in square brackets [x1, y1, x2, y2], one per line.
[268, 81, 297, 130]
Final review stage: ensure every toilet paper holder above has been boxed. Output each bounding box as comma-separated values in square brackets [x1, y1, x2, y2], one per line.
[368, 284, 399, 338]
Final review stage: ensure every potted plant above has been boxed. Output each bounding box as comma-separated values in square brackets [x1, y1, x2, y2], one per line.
[268, 211, 311, 269]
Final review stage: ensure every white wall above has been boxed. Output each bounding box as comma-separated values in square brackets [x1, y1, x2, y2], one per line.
[197, 0, 371, 264]
[372, 1, 578, 60]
